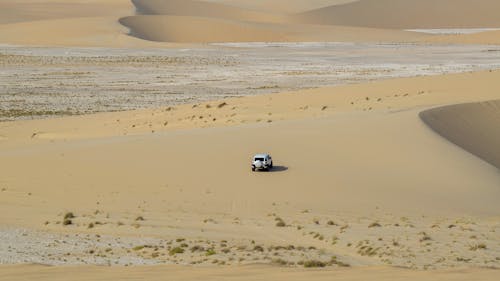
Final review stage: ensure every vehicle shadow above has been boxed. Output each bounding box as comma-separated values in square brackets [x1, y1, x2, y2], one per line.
[268, 166, 288, 173]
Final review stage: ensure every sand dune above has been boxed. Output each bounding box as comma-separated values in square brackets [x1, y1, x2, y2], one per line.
[119, 15, 421, 43]
[1, 1, 500, 279]
[420, 100, 500, 170]
[131, 0, 287, 23]
[201, 0, 358, 14]
[0, 0, 131, 25]
[119, 15, 288, 43]
[3, 0, 500, 46]
[0, 17, 165, 47]
[294, 0, 500, 29]
[0, 0, 426, 46]
[0, 0, 167, 47]
[121, 0, 423, 43]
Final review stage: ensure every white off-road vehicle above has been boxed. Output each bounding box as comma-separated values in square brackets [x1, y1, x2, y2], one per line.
[252, 154, 273, 171]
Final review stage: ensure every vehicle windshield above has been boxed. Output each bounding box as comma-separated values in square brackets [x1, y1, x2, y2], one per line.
[254, 158, 265, 162]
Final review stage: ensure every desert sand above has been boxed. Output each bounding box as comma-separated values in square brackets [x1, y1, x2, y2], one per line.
[1, 265, 499, 281]
[421, 100, 500, 170]
[2, 0, 500, 45]
[0, 0, 499, 280]
[1, 70, 500, 278]
[120, 0, 423, 43]
[293, 0, 500, 29]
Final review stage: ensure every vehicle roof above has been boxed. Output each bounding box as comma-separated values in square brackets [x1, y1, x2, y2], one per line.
[254, 154, 270, 158]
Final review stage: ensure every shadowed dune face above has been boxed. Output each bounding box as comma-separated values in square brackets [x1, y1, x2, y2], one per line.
[420, 100, 500, 170]
[200, 0, 358, 14]
[120, 0, 424, 43]
[119, 15, 288, 42]
[293, 0, 500, 29]
[131, 0, 287, 23]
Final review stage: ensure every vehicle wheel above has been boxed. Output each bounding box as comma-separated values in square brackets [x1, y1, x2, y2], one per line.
[269, 163, 273, 169]
[252, 167, 256, 172]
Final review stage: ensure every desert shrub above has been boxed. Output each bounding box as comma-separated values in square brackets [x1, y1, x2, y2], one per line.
[368, 222, 381, 228]
[205, 249, 216, 256]
[419, 233, 432, 242]
[169, 247, 185, 256]
[133, 245, 145, 251]
[190, 245, 204, 252]
[253, 245, 264, 252]
[469, 243, 487, 251]
[303, 260, 326, 268]
[327, 220, 337, 226]
[64, 212, 75, 220]
[271, 258, 289, 266]
[276, 220, 286, 227]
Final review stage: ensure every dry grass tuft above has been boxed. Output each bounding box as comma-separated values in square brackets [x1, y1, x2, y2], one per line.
[469, 243, 487, 251]
[303, 260, 326, 268]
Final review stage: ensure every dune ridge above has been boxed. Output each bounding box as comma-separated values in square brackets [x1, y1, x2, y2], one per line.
[200, 0, 359, 14]
[119, 15, 288, 43]
[131, 0, 287, 23]
[120, 0, 424, 43]
[420, 100, 500, 170]
[294, 0, 500, 29]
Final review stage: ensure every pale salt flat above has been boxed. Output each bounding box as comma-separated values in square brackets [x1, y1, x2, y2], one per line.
[1, 43, 500, 120]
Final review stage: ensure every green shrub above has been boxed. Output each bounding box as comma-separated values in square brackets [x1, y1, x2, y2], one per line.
[205, 249, 216, 256]
[169, 247, 185, 256]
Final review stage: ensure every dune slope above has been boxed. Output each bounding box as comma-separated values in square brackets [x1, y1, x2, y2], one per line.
[119, 15, 421, 43]
[201, 0, 358, 14]
[420, 100, 500, 170]
[119, 15, 288, 42]
[131, 0, 286, 23]
[119, 0, 424, 43]
[294, 0, 500, 28]
[0, 0, 131, 24]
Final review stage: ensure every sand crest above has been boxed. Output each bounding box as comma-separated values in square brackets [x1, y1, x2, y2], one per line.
[420, 100, 500, 169]
[293, 0, 500, 28]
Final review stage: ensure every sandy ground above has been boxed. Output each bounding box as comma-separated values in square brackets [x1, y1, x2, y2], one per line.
[293, 0, 500, 29]
[421, 100, 500, 169]
[1, 265, 498, 281]
[1, 71, 499, 275]
[1, 1, 500, 280]
[2, 0, 500, 46]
